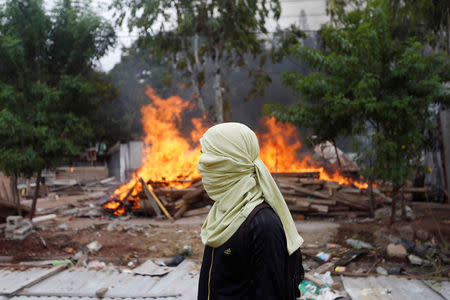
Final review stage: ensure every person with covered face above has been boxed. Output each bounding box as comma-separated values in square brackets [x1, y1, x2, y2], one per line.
[197, 122, 304, 300]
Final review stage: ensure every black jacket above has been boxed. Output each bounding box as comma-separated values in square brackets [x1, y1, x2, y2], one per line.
[198, 204, 303, 300]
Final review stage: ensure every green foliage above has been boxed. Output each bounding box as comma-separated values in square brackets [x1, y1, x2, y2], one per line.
[0, 0, 117, 177]
[326, 0, 450, 51]
[266, 0, 450, 185]
[111, 0, 287, 122]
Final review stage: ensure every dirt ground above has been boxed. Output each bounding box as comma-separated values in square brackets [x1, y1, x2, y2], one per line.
[1, 206, 449, 278]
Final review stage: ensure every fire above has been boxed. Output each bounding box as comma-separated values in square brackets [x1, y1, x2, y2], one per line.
[104, 87, 368, 215]
[258, 116, 368, 189]
[104, 86, 207, 215]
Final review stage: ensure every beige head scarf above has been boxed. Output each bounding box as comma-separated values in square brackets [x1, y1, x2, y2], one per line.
[198, 122, 303, 255]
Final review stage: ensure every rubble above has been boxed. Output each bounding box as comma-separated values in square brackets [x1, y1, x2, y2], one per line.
[86, 240, 103, 254]
[376, 266, 388, 275]
[5, 215, 33, 240]
[408, 254, 425, 266]
[387, 243, 408, 258]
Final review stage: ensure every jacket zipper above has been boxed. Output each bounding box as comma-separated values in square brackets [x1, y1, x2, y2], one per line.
[207, 248, 215, 300]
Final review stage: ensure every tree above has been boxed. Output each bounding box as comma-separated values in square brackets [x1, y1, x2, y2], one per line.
[266, 0, 449, 222]
[105, 46, 177, 143]
[326, 0, 450, 53]
[112, 0, 301, 123]
[0, 0, 117, 218]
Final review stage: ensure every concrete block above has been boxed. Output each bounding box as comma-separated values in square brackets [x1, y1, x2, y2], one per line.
[5, 228, 14, 239]
[10, 219, 33, 240]
[12, 225, 32, 240]
[6, 216, 23, 230]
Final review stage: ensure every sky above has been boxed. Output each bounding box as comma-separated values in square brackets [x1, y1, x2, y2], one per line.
[45, 0, 328, 72]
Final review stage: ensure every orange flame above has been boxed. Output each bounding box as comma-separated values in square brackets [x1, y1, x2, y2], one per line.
[109, 86, 207, 205]
[105, 87, 368, 215]
[258, 116, 368, 189]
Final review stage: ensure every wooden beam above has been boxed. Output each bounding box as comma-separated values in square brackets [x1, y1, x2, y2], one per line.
[146, 182, 174, 222]
[139, 178, 162, 217]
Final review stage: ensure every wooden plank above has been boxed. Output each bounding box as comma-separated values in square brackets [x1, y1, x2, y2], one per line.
[287, 204, 311, 212]
[139, 178, 162, 216]
[310, 204, 329, 213]
[272, 172, 320, 179]
[333, 197, 368, 210]
[293, 197, 337, 206]
[148, 187, 174, 222]
[183, 207, 210, 217]
[284, 196, 311, 208]
[174, 204, 189, 219]
[291, 185, 330, 199]
[181, 188, 204, 204]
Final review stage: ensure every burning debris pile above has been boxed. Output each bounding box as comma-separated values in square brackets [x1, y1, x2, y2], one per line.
[102, 86, 386, 219]
[274, 173, 391, 217]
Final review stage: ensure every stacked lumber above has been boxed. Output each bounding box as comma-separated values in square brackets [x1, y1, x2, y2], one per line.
[110, 172, 392, 219]
[142, 179, 212, 220]
[273, 173, 391, 217]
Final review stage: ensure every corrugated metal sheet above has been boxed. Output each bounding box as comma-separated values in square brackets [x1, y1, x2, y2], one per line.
[0, 260, 199, 300]
[0, 266, 60, 295]
[342, 275, 447, 300]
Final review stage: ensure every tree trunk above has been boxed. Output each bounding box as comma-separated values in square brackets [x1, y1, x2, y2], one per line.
[214, 46, 223, 123]
[446, 10, 449, 55]
[11, 174, 21, 216]
[368, 176, 374, 218]
[390, 184, 399, 224]
[332, 139, 342, 170]
[400, 190, 406, 220]
[30, 170, 42, 220]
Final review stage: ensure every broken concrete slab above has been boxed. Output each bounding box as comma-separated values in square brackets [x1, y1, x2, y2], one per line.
[132, 260, 173, 276]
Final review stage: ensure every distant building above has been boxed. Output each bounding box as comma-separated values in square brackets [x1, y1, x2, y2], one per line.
[107, 141, 144, 182]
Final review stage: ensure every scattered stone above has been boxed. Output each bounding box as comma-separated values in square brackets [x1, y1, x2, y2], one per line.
[374, 205, 415, 220]
[72, 251, 84, 261]
[64, 247, 74, 254]
[56, 223, 69, 231]
[408, 254, 424, 265]
[87, 260, 106, 270]
[148, 245, 157, 252]
[415, 228, 430, 241]
[86, 240, 103, 254]
[95, 287, 108, 298]
[75, 254, 88, 267]
[106, 223, 116, 232]
[161, 238, 168, 243]
[387, 243, 407, 258]
[376, 266, 388, 275]
[397, 225, 414, 241]
[127, 260, 137, 268]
